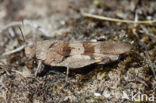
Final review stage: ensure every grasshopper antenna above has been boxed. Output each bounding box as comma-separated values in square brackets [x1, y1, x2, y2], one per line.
[3, 22, 26, 56]
[18, 26, 26, 43]
[18, 20, 26, 43]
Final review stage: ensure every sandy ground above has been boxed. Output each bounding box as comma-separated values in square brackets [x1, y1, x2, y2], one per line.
[0, 0, 156, 103]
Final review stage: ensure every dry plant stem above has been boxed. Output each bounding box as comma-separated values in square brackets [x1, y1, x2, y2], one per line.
[0, 20, 54, 37]
[3, 45, 25, 56]
[82, 12, 156, 24]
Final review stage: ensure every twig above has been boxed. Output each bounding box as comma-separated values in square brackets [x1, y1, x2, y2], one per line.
[82, 12, 156, 24]
[0, 19, 54, 37]
[3, 45, 25, 56]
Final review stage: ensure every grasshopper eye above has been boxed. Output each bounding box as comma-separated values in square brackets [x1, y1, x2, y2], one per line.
[28, 42, 34, 48]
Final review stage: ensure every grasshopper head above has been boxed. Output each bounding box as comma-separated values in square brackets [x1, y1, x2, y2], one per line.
[25, 40, 36, 59]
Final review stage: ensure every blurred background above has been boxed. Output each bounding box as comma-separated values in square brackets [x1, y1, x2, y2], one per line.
[0, 0, 156, 103]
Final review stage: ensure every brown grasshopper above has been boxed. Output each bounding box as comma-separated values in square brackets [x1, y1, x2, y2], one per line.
[25, 39, 132, 81]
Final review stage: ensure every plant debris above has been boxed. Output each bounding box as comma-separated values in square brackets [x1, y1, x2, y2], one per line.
[0, 0, 156, 103]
